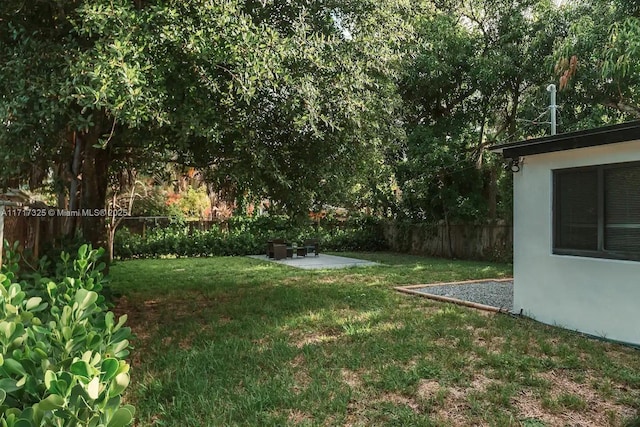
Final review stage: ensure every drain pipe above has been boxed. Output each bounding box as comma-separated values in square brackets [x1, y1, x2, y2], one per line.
[547, 84, 557, 135]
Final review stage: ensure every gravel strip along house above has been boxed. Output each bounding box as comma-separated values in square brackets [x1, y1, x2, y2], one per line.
[396, 279, 514, 313]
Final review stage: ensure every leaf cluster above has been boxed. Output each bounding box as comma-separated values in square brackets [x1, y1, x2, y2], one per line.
[0, 245, 133, 427]
[553, 0, 640, 125]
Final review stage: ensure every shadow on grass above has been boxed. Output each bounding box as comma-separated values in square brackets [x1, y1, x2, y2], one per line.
[109, 256, 640, 427]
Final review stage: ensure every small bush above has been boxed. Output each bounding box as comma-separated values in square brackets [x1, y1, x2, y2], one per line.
[0, 244, 134, 426]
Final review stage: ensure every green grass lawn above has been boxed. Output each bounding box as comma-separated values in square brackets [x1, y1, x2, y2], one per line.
[109, 253, 640, 426]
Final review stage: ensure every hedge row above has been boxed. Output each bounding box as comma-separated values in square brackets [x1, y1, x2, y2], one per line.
[114, 215, 388, 259]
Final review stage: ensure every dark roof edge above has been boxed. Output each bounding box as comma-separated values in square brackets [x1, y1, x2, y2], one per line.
[489, 120, 640, 159]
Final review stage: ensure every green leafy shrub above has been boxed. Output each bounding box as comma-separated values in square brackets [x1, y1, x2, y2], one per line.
[113, 215, 388, 259]
[320, 215, 388, 252]
[0, 244, 134, 426]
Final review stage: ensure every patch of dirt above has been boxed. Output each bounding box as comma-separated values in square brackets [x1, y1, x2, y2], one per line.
[417, 367, 636, 426]
[290, 354, 305, 368]
[470, 374, 492, 392]
[341, 381, 432, 425]
[416, 379, 440, 400]
[432, 386, 471, 425]
[471, 327, 505, 352]
[361, 374, 486, 425]
[510, 369, 638, 426]
[514, 389, 556, 425]
[413, 375, 491, 425]
[341, 368, 363, 389]
[517, 370, 638, 426]
[342, 399, 369, 427]
[513, 387, 620, 427]
[378, 392, 421, 412]
[404, 357, 420, 370]
[434, 337, 452, 348]
[287, 410, 313, 424]
[407, 352, 637, 426]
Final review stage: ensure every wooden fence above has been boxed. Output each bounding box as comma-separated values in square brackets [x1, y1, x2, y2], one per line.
[0, 203, 66, 266]
[382, 220, 513, 261]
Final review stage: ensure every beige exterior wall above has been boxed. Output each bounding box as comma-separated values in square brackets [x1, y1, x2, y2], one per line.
[513, 138, 640, 345]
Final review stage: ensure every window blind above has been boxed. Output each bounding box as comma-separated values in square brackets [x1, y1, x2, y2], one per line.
[605, 165, 640, 253]
[555, 170, 598, 251]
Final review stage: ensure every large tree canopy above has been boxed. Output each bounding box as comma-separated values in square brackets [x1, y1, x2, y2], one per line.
[0, 0, 404, 245]
[395, 0, 573, 221]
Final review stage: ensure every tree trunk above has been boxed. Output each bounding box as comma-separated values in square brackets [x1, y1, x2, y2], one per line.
[80, 128, 111, 251]
[604, 100, 640, 118]
[107, 178, 137, 263]
[108, 227, 116, 265]
[54, 162, 68, 210]
[67, 132, 84, 236]
[107, 192, 118, 264]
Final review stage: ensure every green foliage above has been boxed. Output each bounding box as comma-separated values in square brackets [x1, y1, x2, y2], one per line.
[0, 0, 404, 246]
[113, 215, 388, 258]
[395, 126, 488, 221]
[553, 0, 640, 124]
[0, 244, 133, 426]
[394, 0, 574, 222]
[130, 188, 172, 218]
[322, 215, 389, 252]
[174, 187, 209, 220]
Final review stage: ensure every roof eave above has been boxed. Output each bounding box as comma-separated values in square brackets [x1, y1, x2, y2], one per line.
[488, 120, 640, 159]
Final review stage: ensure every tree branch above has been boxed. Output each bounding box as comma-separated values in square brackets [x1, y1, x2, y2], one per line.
[603, 100, 640, 118]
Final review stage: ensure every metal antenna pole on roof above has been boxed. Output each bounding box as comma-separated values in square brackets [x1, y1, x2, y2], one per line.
[547, 84, 557, 135]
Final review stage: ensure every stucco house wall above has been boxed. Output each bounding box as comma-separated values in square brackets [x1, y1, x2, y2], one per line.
[513, 138, 640, 345]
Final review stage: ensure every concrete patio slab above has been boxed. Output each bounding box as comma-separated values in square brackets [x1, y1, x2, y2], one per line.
[247, 254, 379, 270]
